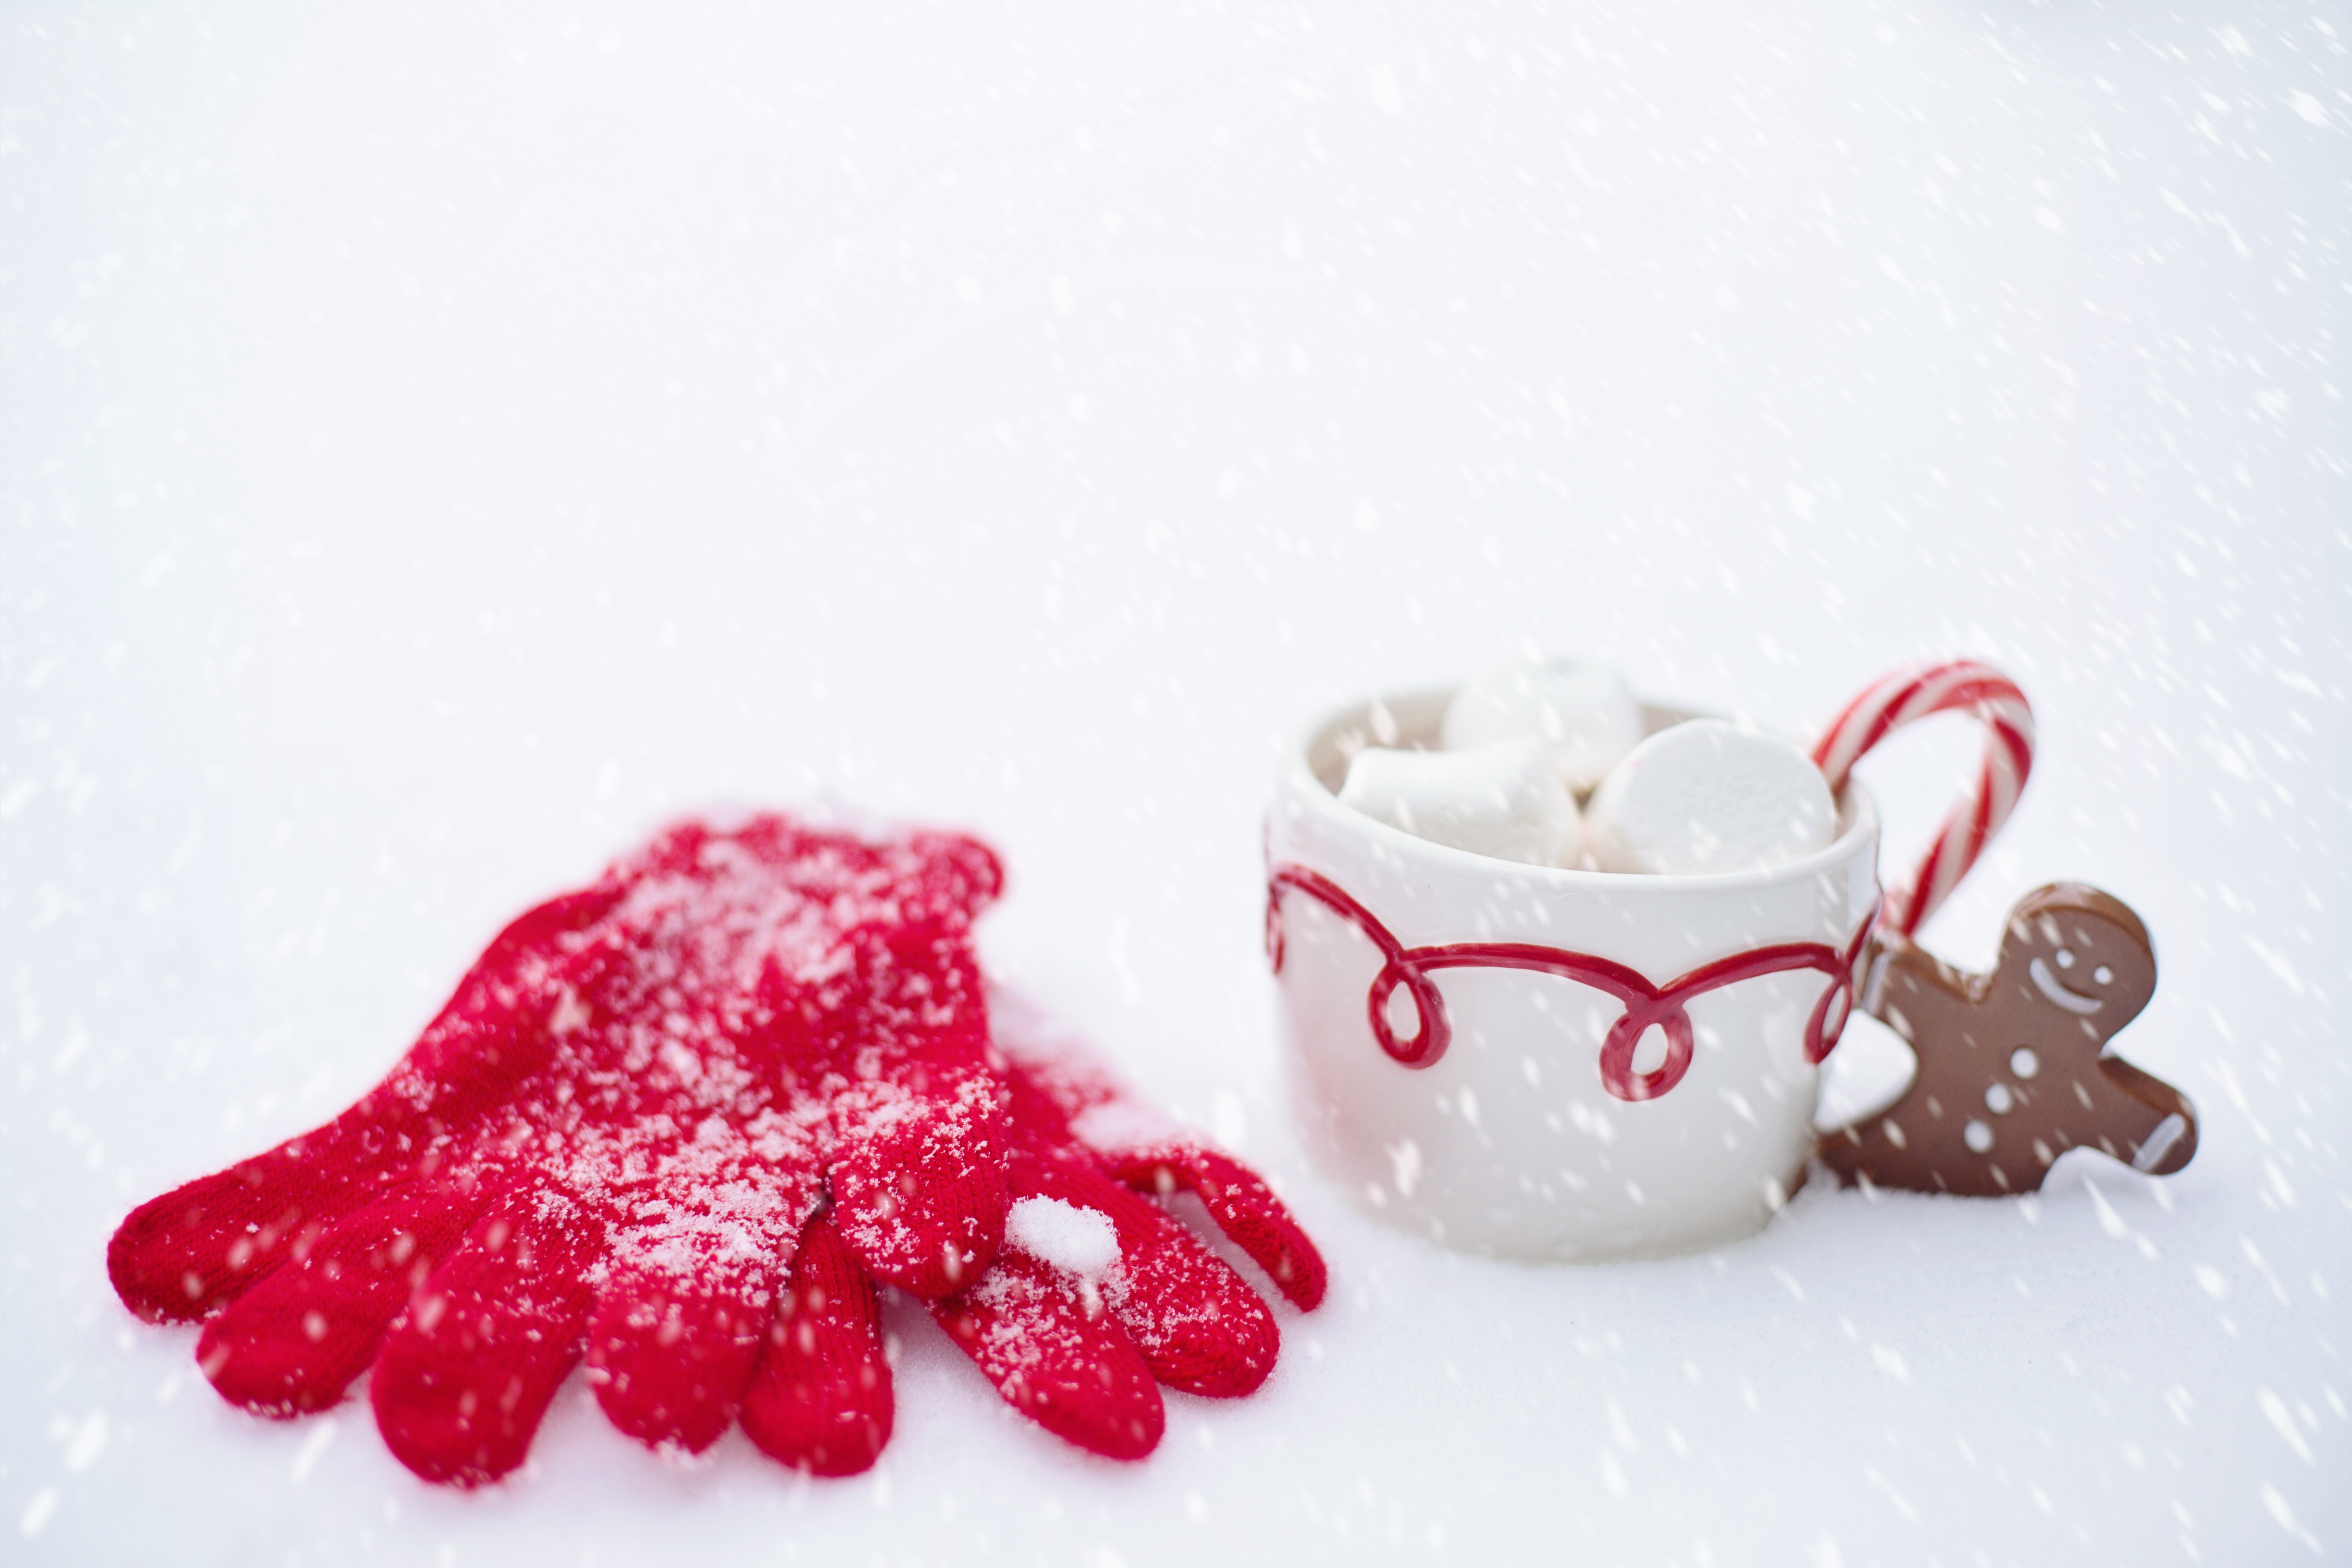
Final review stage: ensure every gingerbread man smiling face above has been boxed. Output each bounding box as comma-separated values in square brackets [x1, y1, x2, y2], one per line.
[1819, 884, 2196, 1196]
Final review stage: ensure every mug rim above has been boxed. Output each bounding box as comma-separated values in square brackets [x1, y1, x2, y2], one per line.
[1283, 684, 1881, 895]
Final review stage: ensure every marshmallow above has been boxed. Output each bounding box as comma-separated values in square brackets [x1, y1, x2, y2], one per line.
[1441, 656, 1644, 793]
[1339, 738, 1581, 869]
[1583, 719, 1836, 876]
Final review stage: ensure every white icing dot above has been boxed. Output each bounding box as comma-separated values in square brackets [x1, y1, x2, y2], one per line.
[2010, 1047, 2040, 1079]
[1963, 1120, 1995, 1154]
[1984, 1082, 2015, 1115]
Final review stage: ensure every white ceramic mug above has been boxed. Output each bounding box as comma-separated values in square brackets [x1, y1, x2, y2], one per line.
[1268, 688, 1880, 1262]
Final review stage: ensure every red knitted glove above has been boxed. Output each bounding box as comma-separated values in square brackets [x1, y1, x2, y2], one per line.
[748, 988, 1327, 1470]
[108, 814, 1010, 1486]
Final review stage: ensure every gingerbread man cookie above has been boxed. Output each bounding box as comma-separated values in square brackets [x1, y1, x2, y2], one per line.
[1819, 884, 2197, 1195]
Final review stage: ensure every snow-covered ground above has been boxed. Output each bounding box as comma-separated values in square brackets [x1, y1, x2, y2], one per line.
[3, 3, 2344, 1562]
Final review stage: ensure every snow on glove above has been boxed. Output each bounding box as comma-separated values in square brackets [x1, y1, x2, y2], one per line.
[108, 813, 1011, 1486]
[748, 987, 1327, 1470]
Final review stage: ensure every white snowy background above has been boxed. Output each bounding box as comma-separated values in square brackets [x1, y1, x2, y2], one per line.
[4, 2, 2346, 1563]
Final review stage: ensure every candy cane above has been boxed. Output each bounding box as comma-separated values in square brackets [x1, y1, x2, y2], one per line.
[1812, 660, 2035, 938]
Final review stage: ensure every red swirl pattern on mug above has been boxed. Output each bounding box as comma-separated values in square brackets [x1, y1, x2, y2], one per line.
[1811, 660, 2034, 938]
[1265, 864, 1875, 1102]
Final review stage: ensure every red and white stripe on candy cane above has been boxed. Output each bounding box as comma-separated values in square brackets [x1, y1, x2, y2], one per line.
[1811, 661, 2035, 938]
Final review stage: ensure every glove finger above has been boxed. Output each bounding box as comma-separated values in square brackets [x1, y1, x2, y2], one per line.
[377, 878, 630, 1099]
[586, 1275, 768, 1456]
[1019, 1157, 1279, 1399]
[108, 1113, 413, 1323]
[897, 829, 1003, 922]
[585, 1167, 808, 1459]
[585, 1116, 824, 1453]
[466, 881, 631, 984]
[109, 884, 623, 1326]
[1108, 1145, 1328, 1312]
[371, 1190, 601, 1487]
[739, 1213, 893, 1477]
[931, 1251, 1163, 1462]
[196, 1184, 481, 1417]
[980, 984, 1327, 1312]
[829, 1074, 1009, 1299]
[822, 925, 1009, 1298]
